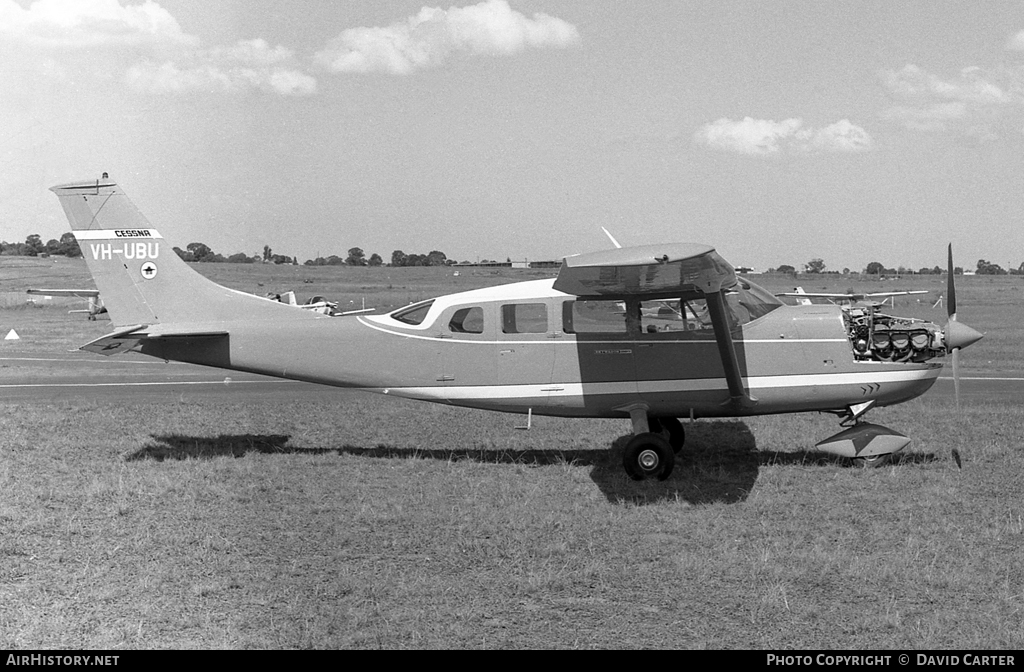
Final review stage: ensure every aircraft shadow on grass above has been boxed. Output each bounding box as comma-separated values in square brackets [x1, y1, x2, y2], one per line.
[128, 421, 939, 506]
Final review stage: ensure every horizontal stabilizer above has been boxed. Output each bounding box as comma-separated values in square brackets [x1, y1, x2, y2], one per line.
[80, 324, 228, 356]
[79, 324, 147, 356]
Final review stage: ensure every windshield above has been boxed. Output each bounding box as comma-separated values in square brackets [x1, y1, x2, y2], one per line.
[729, 276, 783, 322]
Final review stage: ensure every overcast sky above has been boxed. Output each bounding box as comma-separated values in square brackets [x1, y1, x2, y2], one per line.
[3, 0, 1024, 271]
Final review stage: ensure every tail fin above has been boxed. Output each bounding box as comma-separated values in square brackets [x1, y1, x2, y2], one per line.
[51, 175, 307, 328]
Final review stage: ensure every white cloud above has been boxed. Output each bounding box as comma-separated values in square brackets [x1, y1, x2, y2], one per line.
[1007, 29, 1024, 51]
[127, 39, 317, 96]
[883, 64, 1012, 107]
[0, 0, 195, 48]
[810, 119, 874, 153]
[0, 2, 316, 96]
[315, 0, 580, 75]
[693, 117, 873, 155]
[880, 63, 1024, 135]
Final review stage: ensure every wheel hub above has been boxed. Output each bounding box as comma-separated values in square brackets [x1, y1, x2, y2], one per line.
[638, 449, 660, 471]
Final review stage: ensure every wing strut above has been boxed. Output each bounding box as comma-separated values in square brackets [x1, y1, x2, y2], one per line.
[705, 290, 757, 410]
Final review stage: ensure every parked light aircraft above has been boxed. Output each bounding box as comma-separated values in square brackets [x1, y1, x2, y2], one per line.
[26, 288, 105, 319]
[27, 287, 369, 319]
[51, 176, 983, 479]
[268, 290, 375, 316]
[778, 287, 929, 307]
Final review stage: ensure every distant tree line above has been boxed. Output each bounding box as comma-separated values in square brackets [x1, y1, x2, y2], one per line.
[172, 243, 299, 265]
[12, 234, 1024, 276]
[389, 249, 453, 267]
[1, 233, 81, 257]
[306, 247, 383, 267]
[768, 258, 1024, 276]
[169, 241, 459, 267]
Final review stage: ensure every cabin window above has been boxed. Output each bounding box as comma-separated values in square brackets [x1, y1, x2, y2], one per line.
[391, 300, 434, 326]
[639, 299, 713, 332]
[564, 300, 628, 334]
[449, 306, 484, 334]
[501, 303, 547, 334]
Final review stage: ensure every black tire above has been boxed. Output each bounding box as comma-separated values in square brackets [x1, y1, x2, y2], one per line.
[852, 453, 891, 468]
[623, 433, 675, 481]
[648, 417, 685, 454]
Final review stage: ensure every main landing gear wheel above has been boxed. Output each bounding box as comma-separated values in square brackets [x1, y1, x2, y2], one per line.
[852, 453, 892, 468]
[623, 433, 675, 481]
[648, 417, 685, 454]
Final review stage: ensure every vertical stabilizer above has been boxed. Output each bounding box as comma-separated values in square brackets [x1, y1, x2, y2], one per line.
[51, 175, 309, 328]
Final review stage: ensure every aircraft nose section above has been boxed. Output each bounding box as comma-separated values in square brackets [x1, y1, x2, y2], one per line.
[946, 320, 983, 351]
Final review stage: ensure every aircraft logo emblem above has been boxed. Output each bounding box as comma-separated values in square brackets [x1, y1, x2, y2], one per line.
[141, 262, 158, 279]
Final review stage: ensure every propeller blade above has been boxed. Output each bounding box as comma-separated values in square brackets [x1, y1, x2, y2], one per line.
[947, 243, 957, 320]
[952, 346, 961, 414]
[945, 243, 974, 469]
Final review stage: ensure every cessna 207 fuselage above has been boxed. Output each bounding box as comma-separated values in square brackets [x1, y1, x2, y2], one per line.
[52, 176, 981, 480]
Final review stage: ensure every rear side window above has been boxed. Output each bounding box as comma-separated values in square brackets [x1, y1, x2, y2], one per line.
[501, 303, 548, 334]
[449, 306, 484, 334]
[391, 300, 434, 325]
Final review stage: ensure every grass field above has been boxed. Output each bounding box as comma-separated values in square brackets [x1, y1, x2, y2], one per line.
[1, 257, 1022, 649]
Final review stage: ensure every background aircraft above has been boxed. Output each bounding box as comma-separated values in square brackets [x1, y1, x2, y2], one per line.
[778, 287, 929, 307]
[51, 176, 982, 479]
[26, 288, 105, 319]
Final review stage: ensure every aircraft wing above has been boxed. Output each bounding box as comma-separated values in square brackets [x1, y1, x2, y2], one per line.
[776, 290, 928, 300]
[80, 324, 228, 356]
[554, 243, 753, 409]
[861, 290, 928, 298]
[28, 288, 100, 298]
[553, 243, 736, 299]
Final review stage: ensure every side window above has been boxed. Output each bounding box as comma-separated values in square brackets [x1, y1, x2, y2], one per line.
[501, 303, 548, 334]
[639, 299, 707, 333]
[449, 306, 484, 334]
[391, 300, 434, 325]
[565, 300, 628, 334]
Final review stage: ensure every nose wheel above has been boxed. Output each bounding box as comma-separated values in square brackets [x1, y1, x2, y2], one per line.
[623, 433, 675, 481]
[852, 453, 892, 468]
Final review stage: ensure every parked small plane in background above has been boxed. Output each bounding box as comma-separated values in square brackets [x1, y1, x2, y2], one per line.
[28, 286, 369, 320]
[26, 288, 105, 319]
[50, 176, 983, 479]
[267, 290, 374, 316]
[778, 287, 929, 307]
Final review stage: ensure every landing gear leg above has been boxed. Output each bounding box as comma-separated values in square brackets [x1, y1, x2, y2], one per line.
[649, 416, 685, 454]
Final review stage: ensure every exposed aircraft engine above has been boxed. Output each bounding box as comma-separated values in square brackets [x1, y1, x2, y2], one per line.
[844, 308, 946, 363]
